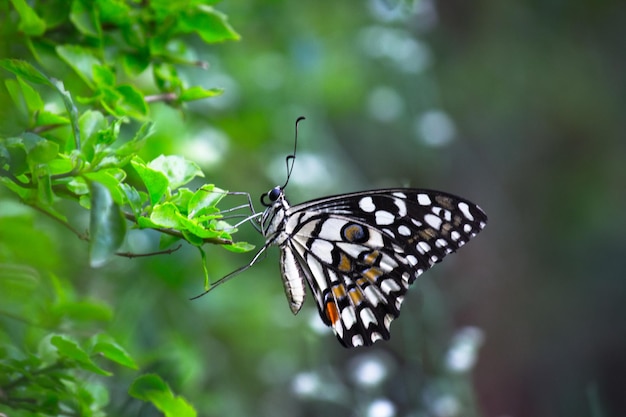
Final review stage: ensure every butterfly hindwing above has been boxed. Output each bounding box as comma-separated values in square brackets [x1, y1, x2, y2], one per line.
[280, 189, 487, 348]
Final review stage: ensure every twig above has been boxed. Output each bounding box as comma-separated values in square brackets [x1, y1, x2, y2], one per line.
[116, 244, 183, 258]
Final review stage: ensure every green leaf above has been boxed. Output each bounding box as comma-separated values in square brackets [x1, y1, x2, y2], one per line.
[131, 156, 169, 205]
[150, 202, 183, 228]
[147, 155, 204, 190]
[188, 184, 225, 218]
[27, 139, 59, 166]
[56, 45, 102, 89]
[223, 241, 255, 253]
[129, 374, 197, 417]
[51, 335, 112, 376]
[179, 86, 223, 102]
[70, 0, 102, 38]
[10, 0, 46, 35]
[18, 76, 45, 112]
[35, 165, 54, 205]
[137, 216, 161, 229]
[178, 6, 240, 43]
[93, 65, 116, 87]
[90, 333, 138, 370]
[89, 181, 127, 267]
[0, 59, 53, 86]
[2, 138, 28, 174]
[115, 84, 148, 117]
[83, 170, 126, 204]
[178, 217, 227, 240]
[119, 183, 144, 218]
[170, 188, 194, 213]
[49, 78, 81, 151]
[79, 109, 108, 160]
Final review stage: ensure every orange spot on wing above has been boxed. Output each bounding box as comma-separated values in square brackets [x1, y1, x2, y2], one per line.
[332, 284, 347, 298]
[325, 301, 340, 325]
[337, 252, 352, 272]
[348, 289, 364, 305]
[363, 250, 380, 265]
[362, 267, 382, 282]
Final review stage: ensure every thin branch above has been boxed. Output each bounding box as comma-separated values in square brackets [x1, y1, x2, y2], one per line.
[28, 204, 88, 241]
[31, 123, 66, 134]
[116, 244, 183, 258]
[144, 92, 178, 103]
[0, 168, 33, 188]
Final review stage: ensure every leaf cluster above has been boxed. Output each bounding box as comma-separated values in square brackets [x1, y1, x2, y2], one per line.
[1, 1, 249, 415]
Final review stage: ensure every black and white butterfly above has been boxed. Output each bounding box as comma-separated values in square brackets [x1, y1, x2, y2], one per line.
[197, 118, 487, 348]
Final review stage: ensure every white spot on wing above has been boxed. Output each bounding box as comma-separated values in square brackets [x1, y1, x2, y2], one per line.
[435, 238, 448, 248]
[393, 198, 407, 217]
[425, 213, 442, 230]
[310, 239, 334, 264]
[418, 241, 431, 253]
[317, 218, 348, 241]
[341, 307, 357, 329]
[370, 332, 383, 343]
[352, 335, 364, 347]
[398, 225, 411, 236]
[458, 202, 474, 221]
[359, 196, 376, 212]
[384, 314, 394, 329]
[380, 278, 401, 294]
[375, 210, 395, 225]
[360, 307, 377, 328]
[364, 285, 382, 306]
[417, 194, 431, 205]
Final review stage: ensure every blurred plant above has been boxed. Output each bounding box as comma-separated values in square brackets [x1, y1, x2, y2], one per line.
[0, 0, 244, 415]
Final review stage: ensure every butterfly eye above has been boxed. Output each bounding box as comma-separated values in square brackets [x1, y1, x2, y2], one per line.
[268, 186, 281, 201]
[261, 186, 282, 206]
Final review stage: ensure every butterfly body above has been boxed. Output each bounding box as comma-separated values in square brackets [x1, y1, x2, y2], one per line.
[260, 186, 488, 348]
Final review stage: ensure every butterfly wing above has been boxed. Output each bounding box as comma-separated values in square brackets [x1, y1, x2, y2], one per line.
[283, 189, 487, 348]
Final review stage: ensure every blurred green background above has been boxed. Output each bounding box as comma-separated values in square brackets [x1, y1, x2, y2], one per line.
[2, 0, 626, 416]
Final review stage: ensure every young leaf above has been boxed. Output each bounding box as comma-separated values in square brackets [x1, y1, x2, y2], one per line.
[56, 45, 102, 89]
[70, 0, 102, 38]
[119, 183, 144, 218]
[129, 374, 197, 417]
[131, 156, 169, 205]
[90, 333, 138, 370]
[148, 155, 204, 190]
[223, 241, 255, 253]
[0, 59, 53, 86]
[178, 6, 240, 43]
[149, 202, 182, 228]
[179, 86, 223, 102]
[116, 84, 148, 118]
[9, 0, 46, 36]
[51, 335, 112, 376]
[89, 181, 127, 267]
[17, 76, 45, 112]
[188, 184, 226, 218]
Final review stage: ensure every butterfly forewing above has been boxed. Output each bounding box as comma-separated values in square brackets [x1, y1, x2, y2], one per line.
[272, 189, 487, 348]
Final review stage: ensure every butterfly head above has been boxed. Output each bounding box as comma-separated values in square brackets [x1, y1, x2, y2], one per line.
[261, 185, 284, 207]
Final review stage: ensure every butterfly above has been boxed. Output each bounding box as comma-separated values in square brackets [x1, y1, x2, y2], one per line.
[196, 117, 488, 348]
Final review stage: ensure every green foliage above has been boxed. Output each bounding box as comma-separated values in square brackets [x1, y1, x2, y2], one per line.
[0, 59, 252, 266]
[0, 0, 243, 415]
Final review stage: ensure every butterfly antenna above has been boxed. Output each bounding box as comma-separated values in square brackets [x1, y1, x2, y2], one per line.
[283, 116, 306, 189]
